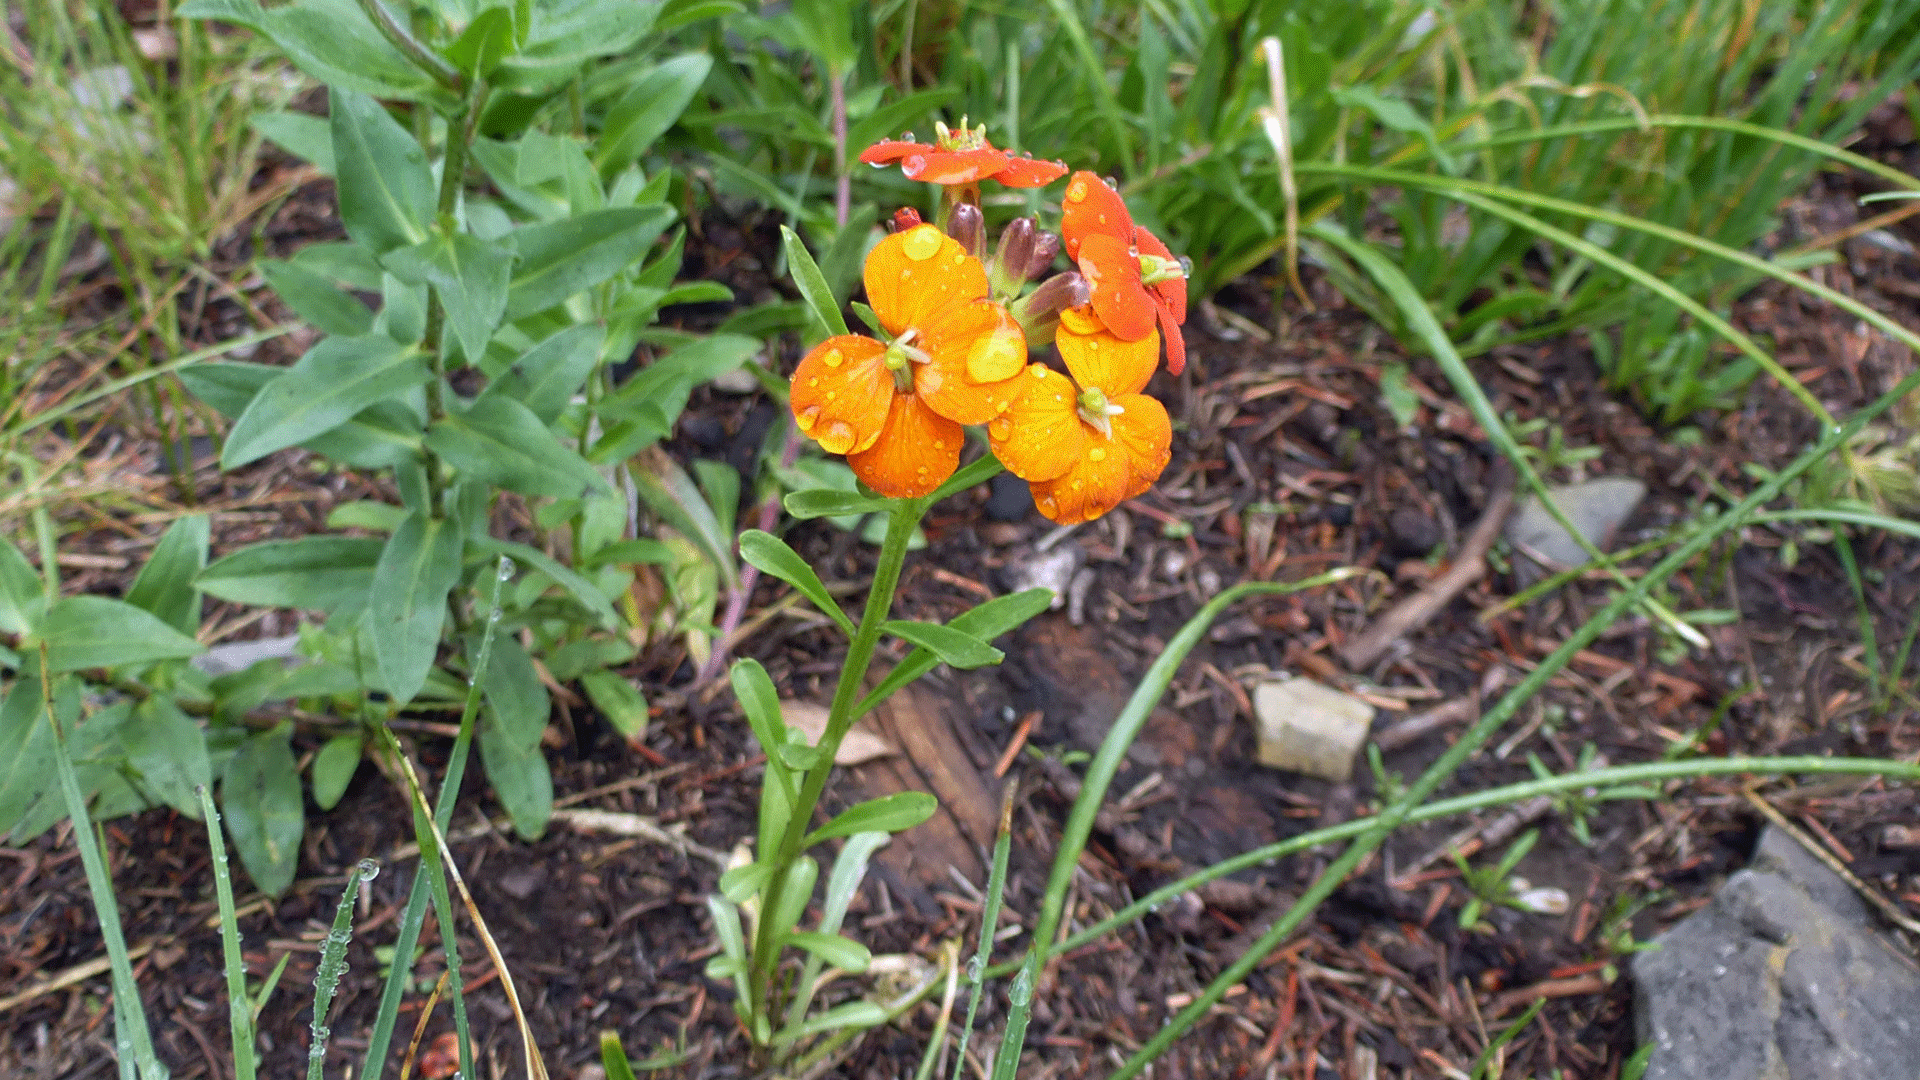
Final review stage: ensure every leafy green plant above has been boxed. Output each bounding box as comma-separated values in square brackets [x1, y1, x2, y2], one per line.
[1451, 827, 1541, 931]
[165, 0, 749, 873]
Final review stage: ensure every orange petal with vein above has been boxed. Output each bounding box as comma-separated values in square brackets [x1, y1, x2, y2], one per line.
[988, 364, 1083, 483]
[1134, 226, 1188, 324]
[914, 300, 1027, 425]
[1060, 171, 1133, 260]
[859, 140, 922, 165]
[1078, 233, 1155, 342]
[864, 224, 989, 335]
[846, 393, 962, 498]
[1056, 319, 1158, 398]
[993, 156, 1069, 188]
[905, 148, 1012, 185]
[790, 336, 892, 456]
[1028, 393, 1170, 524]
[1111, 393, 1173, 496]
[1157, 305, 1187, 376]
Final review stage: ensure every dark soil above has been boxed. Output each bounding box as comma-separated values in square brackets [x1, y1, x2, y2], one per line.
[7, 120, 1920, 1080]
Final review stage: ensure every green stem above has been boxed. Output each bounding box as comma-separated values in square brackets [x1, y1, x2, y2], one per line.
[355, 0, 462, 90]
[420, 80, 484, 527]
[747, 498, 926, 1030]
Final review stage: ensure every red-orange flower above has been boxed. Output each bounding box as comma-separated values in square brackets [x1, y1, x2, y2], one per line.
[987, 307, 1172, 524]
[1059, 171, 1190, 375]
[791, 224, 1028, 498]
[861, 120, 1068, 189]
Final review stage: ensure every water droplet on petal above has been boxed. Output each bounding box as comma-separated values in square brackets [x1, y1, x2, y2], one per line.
[1065, 180, 1088, 203]
[989, 418, 1011, 440]
[823, 348, 844, 368]
[1088, 448, 1107, 462]
[819, 421, 856, 454]
[902, 225, 943, 261]
[797, 405, 821, 432]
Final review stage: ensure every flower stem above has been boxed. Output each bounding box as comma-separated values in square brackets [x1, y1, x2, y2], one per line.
[746, 496, 926, 1030]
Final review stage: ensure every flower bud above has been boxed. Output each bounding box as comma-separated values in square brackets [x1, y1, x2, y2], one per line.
[891, 207, 923, 233]
[1024, 230, 1062, 280]
[946, 202, 985, 258]
[1008, 271, 1091, 346]
[993, 217, 1037, 281]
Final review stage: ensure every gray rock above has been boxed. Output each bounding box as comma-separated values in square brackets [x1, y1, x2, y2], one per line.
[1633, 825, 1920, 1080]
[1504, 477, 1646, 584]
[1002, 541, 1083, 611]
[191, 634, 302, 677]
[1251, 678, 1375, 782]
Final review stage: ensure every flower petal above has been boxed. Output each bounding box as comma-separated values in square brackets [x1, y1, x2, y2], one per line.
[988, 364, 1083, 483]
[905, 148, 1011, 185]
[1056, 315, 1158, 397]
[914, 300, 1027, 425]
[859, 140, 923, 165]
[1078, 233, 1156, 342]
[1156, 303, 1187, 377]
[993, 156, 1069, 188]
[791, 336, 893, 456]
[1134, 225, 1189, 325]
[864, 224, 989, 335]
[1029, 392, 1170, 524]
[1060, 171, 1133, 260]
[846, 393, 963, 498]
[1110, 393, 1173, 496]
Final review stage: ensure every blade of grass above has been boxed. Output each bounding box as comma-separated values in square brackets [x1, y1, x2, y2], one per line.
[1831, 533, 1882, 707]
[308, 859, 378, 1080]
[950, 784, 1016, 1080]
[196, 783, 257, 1080]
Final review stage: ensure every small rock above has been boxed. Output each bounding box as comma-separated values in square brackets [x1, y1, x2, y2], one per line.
[1633, 825, 1920, 1080]
[1251, 678, 1375, 782]
[1388, 506, 1440, 555]
[191, 634, 302, 677]
[986, 471, 1033, 522]
[709, 367, 760, 394]
[1002, 541, 1083, 610]
[496, 866, 546, 901]
[1504, 477, 1646, 584]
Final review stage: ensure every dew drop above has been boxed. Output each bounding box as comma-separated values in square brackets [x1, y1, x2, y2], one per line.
[967, 957, 984, 981]
[933, 440, 947, 450]
[808, 377, 819, 387]
[797, 405, 821, 432]
[989, 418, 1011, 440]
[1065, 180, 1088, 203]
[901, 225, 943, 261]
[823, 348, 844, 368]
[1088, 447, 1107, 463]
[819, 421, 856, 454]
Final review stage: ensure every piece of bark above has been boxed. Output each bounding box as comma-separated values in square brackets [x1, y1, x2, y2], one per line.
[842, 682, 1000, 897]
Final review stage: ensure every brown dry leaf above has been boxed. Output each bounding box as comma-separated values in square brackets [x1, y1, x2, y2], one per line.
[780, 700, 896, 764]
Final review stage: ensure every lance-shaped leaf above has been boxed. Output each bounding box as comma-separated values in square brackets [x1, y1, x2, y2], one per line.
[0, 541, 44, 636]
[594, 53, 713, 177]
[176, 0, 436, 101]
[780, 224, 848, 341]
[124, 697, 213, 818]
[124, 515, 209, 636]
[330, 88, 434, 255]
[367, 511, 464, 704]
[739, 530, 852, 634]
[382, 232, 513, 364]
[196, 536, 383, 614]
[34, 596, 205, 672]
[481, 323, 605, 423]
[310, 734, 363, 811]
[221, 335, 427, 468]
[802, 791, 937, 847]
[856, 588, 1052, 714]
[882, 620, 1002, 669]
[183, 361, 424, 471]
[504, 206, 675, 318]
[258, 257, 375, 337]
[783, 487, 889, 520]
[0, 678, 56, 836]
[633, 446, 737, 591]
[783, 931, 870, 973]
[479, 712, 552, 839]
[221, 723, 304, 896]
[425, 394, 609, 499]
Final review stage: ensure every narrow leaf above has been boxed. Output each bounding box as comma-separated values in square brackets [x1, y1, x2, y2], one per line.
[739, 530, 852, 634]
[382, 232, 512, 364]
[196, 536, 383, 614]
[221, 335, 427, 468]
[803, 791, 937, 846]
[882, 620, 1003, 668]
[783, 931, 870, 973]
[780, 224, 848, 340]
[125, 515, 209, 636]
[331, 88, 434, 255]
[425, 394, 609, 499]
[505, 206, 675, 318]
[221, 723, 304, 896]
[367, 511, 464, 704]
[35, 596, 205, 672]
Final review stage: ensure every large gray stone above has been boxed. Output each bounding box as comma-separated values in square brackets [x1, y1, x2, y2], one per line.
[1633, 825, 1920, 1080]
[1504, 477, 1646, 584]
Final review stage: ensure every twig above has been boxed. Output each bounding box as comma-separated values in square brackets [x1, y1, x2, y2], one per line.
[1339, 461, 1516, 670]
[1741, 788, 1920, 936]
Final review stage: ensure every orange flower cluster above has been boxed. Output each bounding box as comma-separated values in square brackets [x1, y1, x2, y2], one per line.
[795, 126, 1189, 524]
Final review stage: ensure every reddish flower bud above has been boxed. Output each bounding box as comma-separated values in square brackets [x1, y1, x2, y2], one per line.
[891, 207, 924, 233]
[946, 202, 985, 258]
[1025, 231, 1062, 280]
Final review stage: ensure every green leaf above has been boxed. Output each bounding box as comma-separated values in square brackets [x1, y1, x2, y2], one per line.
[382, 232, 513, 364]
[182, 361, 425, 471]
[504, 206, 676, 318]
[426, 394, 608, 499]
[632, 447, 737, 590]
[33, 597, 204, 672]
[367, 512, 464, 704]
[882, 620, 1003, 668]
[125, 515, 209, 636]
[856, 589, 1052, 713]
[444, 5, 516, 77]
[221, 335, 428, 468]
[221, 723, 304, 896]
[309, 733, 363, 811]
[784, 488, 889, 520]
[0, 678, 56, 836]
[803, 791, 937, 846]
[479, 714, 552, 839]
[580, 668, 648, 742]
[482, 324, 605, 423]
[293, 240, 385, 290]
[731, 659, 790, 775]
[492, 0, 658, 91]
[1330, 85, 1456, 174]
[718, 859, 773, 903]
[469, 536, 619, 629]
[331, 89, 435, 255]
[594, 53, 713, 177]
[769, 1000, 888, 1046]
[764, 856, 817, 942]
[780, 225, 848, 340]
[739, 531, 852, 634]
[258, 258, 375, 337]
[0, 542, 44, 636]
[124, 697, 212, 819]
[252, 110, 335, 174]
[925, 452, 1005, 504]
[481, 634, 549, 750]
[177, 0, 436, 101]
[783, 931, 870, 973]
[196, 536, 384, 613]
[595, 334, 760, 457]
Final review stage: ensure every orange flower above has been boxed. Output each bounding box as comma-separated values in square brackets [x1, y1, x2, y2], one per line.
[861, 119, 1067, 189]
[987, 307, 1171, 524]
[1059, 171, 1190, 375]
[791, 224, 1028, 498]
